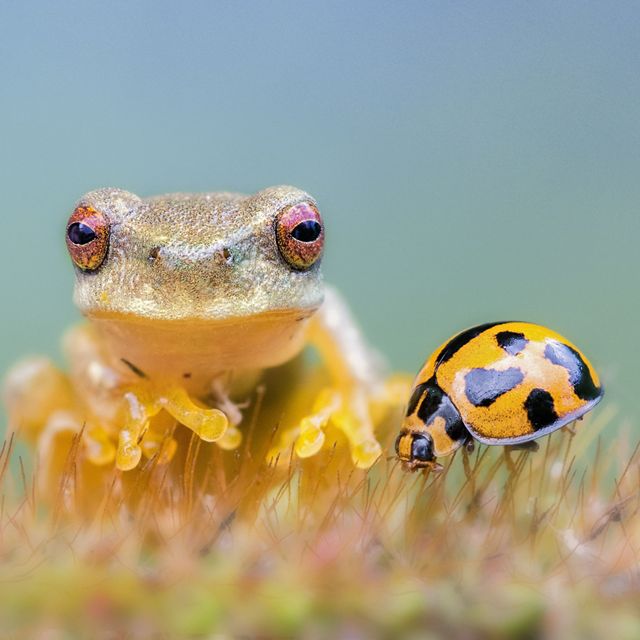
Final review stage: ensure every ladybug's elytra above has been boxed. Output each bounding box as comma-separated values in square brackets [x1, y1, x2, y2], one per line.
[396, 322, 604, 470]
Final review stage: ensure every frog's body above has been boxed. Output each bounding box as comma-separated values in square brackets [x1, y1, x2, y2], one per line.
[73, 188, 323, 385]
[4, 186, 401, 479]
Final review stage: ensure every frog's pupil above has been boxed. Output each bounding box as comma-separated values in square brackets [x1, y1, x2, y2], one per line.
[411, 435, 433, 461]
[68, 222, 97, 245]
[291, 220, 321, 243]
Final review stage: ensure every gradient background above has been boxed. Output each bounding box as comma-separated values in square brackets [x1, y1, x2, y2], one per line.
[1, 1, 638, 431]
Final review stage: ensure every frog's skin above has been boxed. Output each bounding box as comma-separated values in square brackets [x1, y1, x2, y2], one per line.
[4, 186, 400, 474]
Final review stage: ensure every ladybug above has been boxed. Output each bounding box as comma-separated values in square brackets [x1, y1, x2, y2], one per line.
[396, 321, 604, 470]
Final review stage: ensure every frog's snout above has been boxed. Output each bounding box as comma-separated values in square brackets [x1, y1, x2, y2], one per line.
[146, 243, 234, 272]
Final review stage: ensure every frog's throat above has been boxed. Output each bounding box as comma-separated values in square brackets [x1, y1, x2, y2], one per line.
[85, 307, 319, 386]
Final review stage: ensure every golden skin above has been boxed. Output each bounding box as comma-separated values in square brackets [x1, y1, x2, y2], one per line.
[397, 322, 603, 470]
[4, 186, 400, 473]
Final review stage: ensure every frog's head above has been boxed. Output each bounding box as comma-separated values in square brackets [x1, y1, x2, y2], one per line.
[66, 185, 325, 322]
[64, 186, 326, 377]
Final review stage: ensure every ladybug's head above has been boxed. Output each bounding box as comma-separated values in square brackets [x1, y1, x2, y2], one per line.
[394, 430, 437, 470]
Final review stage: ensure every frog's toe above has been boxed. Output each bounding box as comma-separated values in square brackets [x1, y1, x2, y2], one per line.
[216, 425, 243, 450]
[291, 388, 339, 458]
[116, 428, 144, 471]
[314, 414, 382, 469]
[331, 403, 382, 469]
[294, 418, 326, 458]
[160, 387, 229, 443]
[350, 439, 383, 469]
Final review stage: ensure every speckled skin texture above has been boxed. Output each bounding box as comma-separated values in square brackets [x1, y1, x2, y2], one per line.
[74, 186, 323, 321]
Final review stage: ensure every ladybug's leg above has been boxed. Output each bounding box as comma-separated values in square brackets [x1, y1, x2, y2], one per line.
[465, 438, 475, 453]
[505, 440, 540, 453]
[562, 421, 577, 435]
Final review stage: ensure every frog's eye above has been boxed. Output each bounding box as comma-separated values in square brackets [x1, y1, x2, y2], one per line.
[275, 202, 324, 271]
[65, 205, 110, 271]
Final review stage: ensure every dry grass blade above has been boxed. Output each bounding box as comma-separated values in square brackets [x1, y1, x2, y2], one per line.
[0, 408, 637, 639]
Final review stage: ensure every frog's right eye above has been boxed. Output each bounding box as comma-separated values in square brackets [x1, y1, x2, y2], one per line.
[66, 205, 110, 271]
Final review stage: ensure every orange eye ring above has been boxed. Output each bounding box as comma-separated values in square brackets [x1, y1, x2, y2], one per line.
[275, 202, 324, 271]
[66, 205, 110, 271]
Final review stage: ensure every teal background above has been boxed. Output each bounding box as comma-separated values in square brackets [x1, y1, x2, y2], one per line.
[0, 1, 638, 428]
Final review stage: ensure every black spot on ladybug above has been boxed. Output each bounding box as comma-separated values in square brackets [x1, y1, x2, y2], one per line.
[415, 379, 468, 441]
[416, 381, 443, 423]
[464, 367, 524, 407]
[496, 331, 529, 355]
[406, 381, 430, 416]
[444, 410, 467, 442]
[544, 341, 600, 401]
[525, 388, 559, 431]
[435, 322, 508, 369]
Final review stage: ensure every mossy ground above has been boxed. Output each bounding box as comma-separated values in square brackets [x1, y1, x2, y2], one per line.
[0, 401, 638, 639]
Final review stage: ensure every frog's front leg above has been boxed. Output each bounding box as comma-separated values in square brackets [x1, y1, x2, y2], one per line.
[285, 286, 407, 469]
[64, 324, 233, 471]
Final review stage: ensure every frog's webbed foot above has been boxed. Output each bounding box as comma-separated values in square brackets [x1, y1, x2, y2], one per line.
[267, 375, 411, 469]
[331, 376, 412, 467]
[326, 388, 384, 469]
[271, 376, 409, 470]
[115, 384, 239, 470]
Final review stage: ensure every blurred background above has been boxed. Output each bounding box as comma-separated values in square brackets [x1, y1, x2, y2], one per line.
[0, 1, 638, 429]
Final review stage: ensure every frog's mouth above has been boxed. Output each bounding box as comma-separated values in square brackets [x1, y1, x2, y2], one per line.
[85, 305, 320, 326]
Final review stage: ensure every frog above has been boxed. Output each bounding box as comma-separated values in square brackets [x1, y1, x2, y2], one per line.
[3, 185, 404, 478]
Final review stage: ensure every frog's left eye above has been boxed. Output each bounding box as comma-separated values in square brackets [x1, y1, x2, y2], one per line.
[275, 202, 324, 271]
[66, 205, 110, 271]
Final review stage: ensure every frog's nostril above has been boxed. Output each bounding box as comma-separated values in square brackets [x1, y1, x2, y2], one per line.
[213, 247, 233, 266]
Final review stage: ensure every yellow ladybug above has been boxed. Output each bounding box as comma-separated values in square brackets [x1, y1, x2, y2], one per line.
[396, 322, 604, 470]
